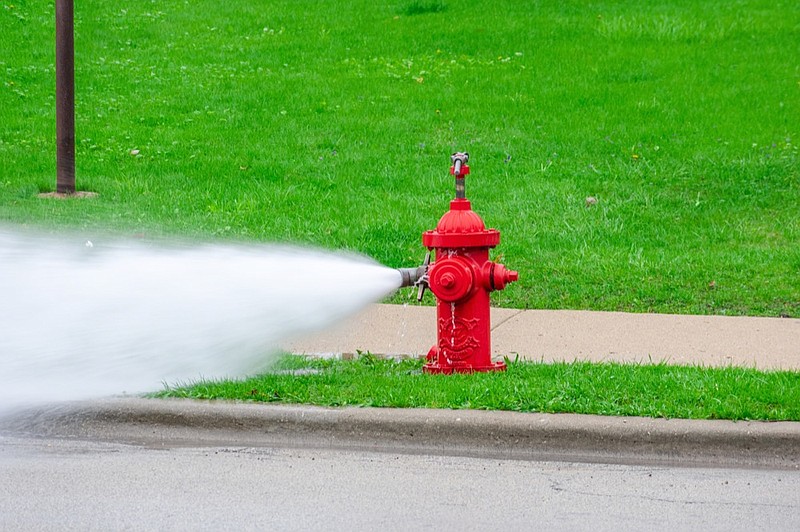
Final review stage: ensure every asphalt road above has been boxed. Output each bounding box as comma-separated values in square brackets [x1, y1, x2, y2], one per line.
[2, 433, 799, 531]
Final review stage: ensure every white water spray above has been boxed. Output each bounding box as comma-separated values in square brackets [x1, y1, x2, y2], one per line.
[0, 229, 402, 409]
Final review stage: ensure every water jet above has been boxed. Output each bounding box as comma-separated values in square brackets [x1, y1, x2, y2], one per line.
[0, 233, 401, 409]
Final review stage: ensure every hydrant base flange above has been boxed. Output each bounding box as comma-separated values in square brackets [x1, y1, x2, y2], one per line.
[422, 346, 507, 374]
[422, 361, 507, 375]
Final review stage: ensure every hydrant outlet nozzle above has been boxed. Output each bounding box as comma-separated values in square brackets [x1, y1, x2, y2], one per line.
[484, 262, 519, 292]
[398, 265, 426, 288]
[398, 252, 432, 301]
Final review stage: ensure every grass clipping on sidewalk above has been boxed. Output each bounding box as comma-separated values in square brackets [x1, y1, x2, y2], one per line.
[156, 354, 800, 422]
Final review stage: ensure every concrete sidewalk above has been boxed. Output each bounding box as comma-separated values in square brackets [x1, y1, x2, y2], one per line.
[284, 304, 800, 370]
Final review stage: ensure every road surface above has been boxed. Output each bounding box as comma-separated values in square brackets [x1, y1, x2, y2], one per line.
[1, 433, 798, 531]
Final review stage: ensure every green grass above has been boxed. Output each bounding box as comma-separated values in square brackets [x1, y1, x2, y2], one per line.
[155, 354, 800, 421]
[1, 0, 799, 316]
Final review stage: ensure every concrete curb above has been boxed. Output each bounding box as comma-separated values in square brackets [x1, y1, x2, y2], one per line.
[3, 398, 798, 470]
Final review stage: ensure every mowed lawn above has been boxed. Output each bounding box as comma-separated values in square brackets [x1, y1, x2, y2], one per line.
[1, 0, 798, 316]
[158, 354, 800, 422]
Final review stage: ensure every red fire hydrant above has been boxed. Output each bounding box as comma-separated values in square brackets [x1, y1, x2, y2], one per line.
[401, 153, 518, 374]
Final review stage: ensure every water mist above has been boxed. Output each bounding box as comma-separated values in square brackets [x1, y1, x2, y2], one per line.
[0, 229, 402, 410]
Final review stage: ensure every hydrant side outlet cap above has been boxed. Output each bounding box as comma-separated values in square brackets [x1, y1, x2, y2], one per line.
[428, 257, 475, 302]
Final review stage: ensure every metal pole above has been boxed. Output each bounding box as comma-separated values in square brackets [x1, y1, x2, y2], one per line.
[55, 0, 75, 194]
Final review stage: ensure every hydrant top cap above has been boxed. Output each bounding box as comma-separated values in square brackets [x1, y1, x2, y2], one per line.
[423, 199, 500, 248]
[436, 200, 487, 233]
